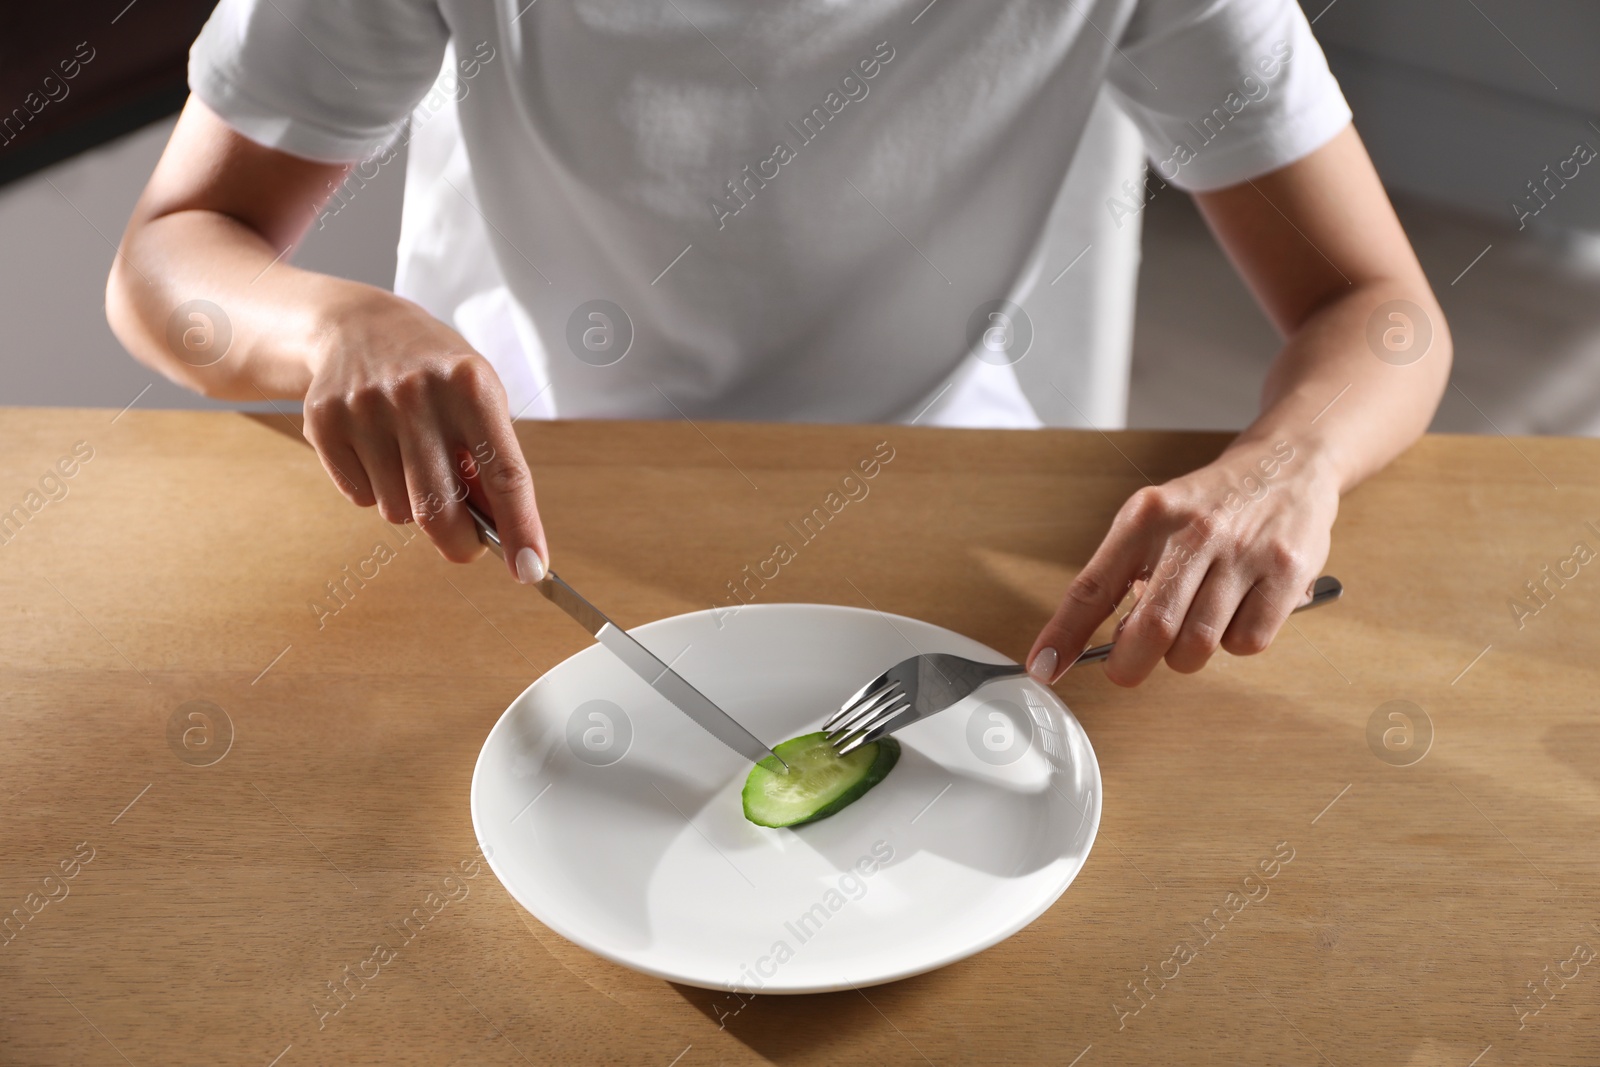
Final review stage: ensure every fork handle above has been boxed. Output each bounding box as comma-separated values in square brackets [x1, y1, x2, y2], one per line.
[1071, 574, 1342, 667]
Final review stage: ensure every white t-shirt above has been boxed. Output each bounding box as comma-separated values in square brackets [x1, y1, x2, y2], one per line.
[190, 0, 1350, 427]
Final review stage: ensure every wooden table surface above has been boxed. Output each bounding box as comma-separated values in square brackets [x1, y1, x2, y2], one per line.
[2, 407, 1598, 1066]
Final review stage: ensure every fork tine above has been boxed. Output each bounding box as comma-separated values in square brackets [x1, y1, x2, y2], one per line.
[832, 668, 896, 726]
[825, 684, 902, 742]
[824, 682, 903, 741]
[832, 694, 908, 742]
[824, 654, 921, 730]
[822, 674, 894, 731]
[857, 704, 920, 747]
[825, 675, 902, 735]
[834, 700, 914, 756]
[832, 694, 909, 748]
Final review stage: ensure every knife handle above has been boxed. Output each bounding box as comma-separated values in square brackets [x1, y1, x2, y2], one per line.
[463, 499, 614, 636]
[465, 500, 506, 559]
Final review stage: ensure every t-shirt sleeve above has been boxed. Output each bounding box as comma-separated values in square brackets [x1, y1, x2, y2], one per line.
[1105, 0, 1352, 192]
[188, 0, 450, 163]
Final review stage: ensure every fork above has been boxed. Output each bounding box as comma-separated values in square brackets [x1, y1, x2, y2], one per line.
[822, 575, 1343, 755]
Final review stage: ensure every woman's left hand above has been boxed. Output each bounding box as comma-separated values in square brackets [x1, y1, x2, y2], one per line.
[1025, 438, 1340, 687]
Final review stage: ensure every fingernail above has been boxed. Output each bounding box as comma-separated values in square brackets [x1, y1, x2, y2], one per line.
[515, 547, 547, 584]
[1028, 647, 1058, 683]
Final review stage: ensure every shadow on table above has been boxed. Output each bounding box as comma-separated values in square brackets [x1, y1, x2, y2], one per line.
[668, 966, 957, 1063]
[1544, 719, 1600, 789]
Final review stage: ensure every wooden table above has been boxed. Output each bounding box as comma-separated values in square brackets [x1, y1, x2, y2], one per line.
[2, 408, 1597, 1066]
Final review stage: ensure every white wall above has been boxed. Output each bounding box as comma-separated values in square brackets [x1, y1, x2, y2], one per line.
[0, 114, 407, 410]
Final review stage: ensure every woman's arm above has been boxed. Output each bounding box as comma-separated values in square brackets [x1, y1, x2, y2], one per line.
[107, 96, 549, 581]
[1027, 124, 1450, 685]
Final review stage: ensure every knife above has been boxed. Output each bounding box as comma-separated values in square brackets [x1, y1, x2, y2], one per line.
[462, 500, 785, 769]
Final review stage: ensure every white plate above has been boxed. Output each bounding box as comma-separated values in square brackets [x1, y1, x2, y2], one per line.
[470, 602, 1101, 993]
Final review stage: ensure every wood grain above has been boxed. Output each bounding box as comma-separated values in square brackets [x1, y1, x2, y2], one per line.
[1, 408, 1597, 1066]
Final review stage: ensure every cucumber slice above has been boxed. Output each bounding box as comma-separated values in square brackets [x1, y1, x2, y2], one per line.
[742, 731, 901, 828]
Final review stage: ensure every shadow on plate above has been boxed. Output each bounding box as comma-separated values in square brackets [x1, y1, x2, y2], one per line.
[515, 732, 1088, 965]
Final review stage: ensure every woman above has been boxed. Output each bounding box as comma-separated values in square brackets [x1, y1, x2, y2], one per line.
[106, 0, 1449, 687]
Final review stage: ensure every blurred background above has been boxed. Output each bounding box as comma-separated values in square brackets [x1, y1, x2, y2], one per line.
[3, 0, 1599, 433]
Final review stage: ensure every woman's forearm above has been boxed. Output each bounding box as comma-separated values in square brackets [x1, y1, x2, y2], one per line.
[1193, 126, 1452, 497]
[107, 206, 394, 402]
[1028, 129, 1451, 686]
[104, 96, 416, 403]
[1226, 279, 1452, 495]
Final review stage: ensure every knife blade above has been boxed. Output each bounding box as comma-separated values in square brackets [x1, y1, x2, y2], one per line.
[462, 501, 783, 768]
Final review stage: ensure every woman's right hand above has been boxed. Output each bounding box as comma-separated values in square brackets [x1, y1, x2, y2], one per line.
[108, 98, 549, 582]
[301, 288, 549, 582]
